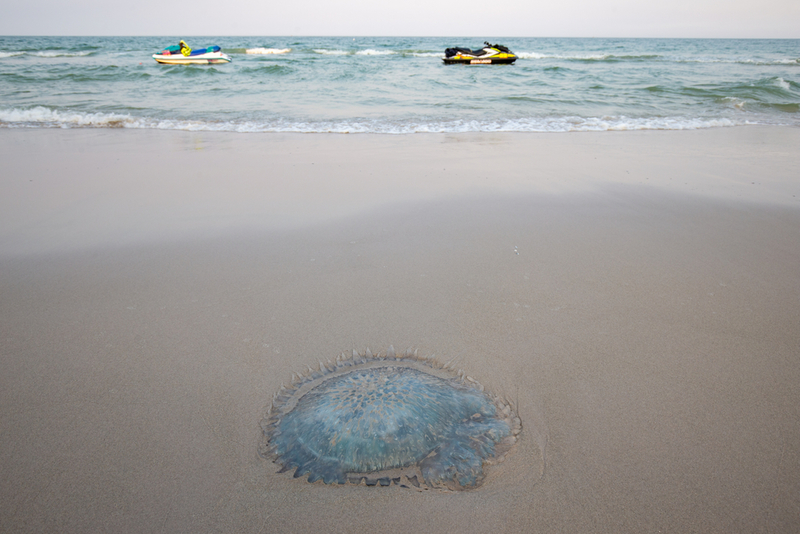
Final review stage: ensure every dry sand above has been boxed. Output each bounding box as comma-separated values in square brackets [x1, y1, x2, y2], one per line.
[1, 127, 799, 533]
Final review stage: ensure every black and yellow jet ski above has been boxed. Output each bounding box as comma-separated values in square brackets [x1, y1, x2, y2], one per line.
[443, 42, 517, 65]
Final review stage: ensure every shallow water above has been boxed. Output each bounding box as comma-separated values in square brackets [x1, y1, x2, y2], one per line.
[1, 36, 798, 132]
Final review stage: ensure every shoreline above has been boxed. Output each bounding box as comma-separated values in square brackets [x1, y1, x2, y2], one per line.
[1, 126, 798, 257]
[1, 126, 799, 532]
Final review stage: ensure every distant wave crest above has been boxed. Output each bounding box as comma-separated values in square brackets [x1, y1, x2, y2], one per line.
[33, 50, 94, 58]
[0, 50, 94, 58]
[313, 49, 350, 55]
[313, 48, 398, 56]
[245, 48, 291, 55]
[355, 49, 396, 56]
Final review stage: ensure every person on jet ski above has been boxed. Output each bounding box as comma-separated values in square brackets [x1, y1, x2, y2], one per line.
[179, 40, 192, 57]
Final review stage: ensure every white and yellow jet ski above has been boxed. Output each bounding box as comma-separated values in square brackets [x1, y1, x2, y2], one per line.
[443, 42, 517, 65]
[153, 43, 231, 65]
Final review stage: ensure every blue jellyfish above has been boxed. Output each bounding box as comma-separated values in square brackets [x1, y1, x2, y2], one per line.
[259, 348, 521, 491]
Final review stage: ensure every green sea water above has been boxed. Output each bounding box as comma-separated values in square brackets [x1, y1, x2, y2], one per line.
[1, 36, 798, 132]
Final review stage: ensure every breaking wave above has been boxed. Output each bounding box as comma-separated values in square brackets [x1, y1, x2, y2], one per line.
[0, 106, 758, 133]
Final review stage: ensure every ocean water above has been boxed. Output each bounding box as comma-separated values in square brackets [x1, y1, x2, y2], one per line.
[0, 36, 798, 133]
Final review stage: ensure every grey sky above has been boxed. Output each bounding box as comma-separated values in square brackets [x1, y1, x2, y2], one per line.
[3, 0, 798, 37]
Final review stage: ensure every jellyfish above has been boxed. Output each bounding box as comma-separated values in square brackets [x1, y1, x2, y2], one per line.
[258, 348, 521, 491]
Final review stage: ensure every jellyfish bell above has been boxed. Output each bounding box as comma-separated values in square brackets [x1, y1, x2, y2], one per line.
[259, 348, 521, 491]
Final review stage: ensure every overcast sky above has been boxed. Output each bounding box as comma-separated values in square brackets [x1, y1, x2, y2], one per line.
[3, 0, 798, 38]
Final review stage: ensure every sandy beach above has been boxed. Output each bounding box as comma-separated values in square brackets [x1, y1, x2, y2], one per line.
[1, 126, 799, 533]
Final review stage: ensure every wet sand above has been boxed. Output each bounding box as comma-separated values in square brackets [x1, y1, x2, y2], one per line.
[1, 127, 799, 532]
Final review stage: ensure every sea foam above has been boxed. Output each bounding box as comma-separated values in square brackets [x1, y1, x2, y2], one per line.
[313, 49, 349, 55]
[245, 48, 291, 55]
[355, 49, 396, 56]
[0, 106, 754, 133]
[31, 50, 93, 58]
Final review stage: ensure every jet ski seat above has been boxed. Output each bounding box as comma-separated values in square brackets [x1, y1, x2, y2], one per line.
[444, 46, 493, 57]
[445, 47, 471, 57]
